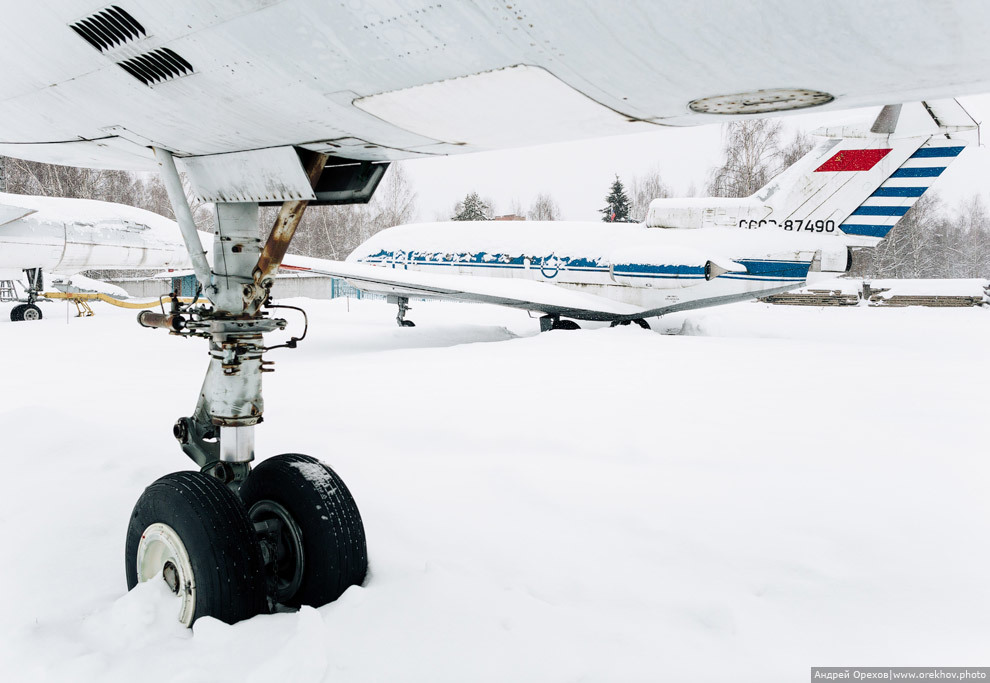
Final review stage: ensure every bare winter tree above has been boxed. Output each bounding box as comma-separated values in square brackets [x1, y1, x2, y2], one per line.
[780, 130, 814, 169]
[629, 166, 671, 222]
[527, 192, 560, 221]
[366, 163, 417, 233]
[262, 162, 418, 260]
[949, 194, 990, 277]
[866, 194, 946, 278]
[706, 120, 784, 198]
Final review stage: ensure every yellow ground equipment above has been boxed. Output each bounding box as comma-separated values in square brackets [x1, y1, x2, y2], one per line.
[43, 291, 195, 316]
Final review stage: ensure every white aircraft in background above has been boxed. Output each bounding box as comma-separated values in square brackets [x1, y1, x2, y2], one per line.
[299, 101, 976, 329]
[2, 0, 990, 628]
[0, 193, 192, 320]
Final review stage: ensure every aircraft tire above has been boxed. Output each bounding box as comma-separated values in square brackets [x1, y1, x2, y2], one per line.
[10, 304, 25, 321]
[239, 454, 367, 609]
[20, 304, 42, 321]
[552, 319, 581, 330]
[124, 471, 268, 627]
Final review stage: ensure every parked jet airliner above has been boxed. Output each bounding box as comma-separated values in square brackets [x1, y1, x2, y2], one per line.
[298, 101, 975, 329]
[0, 192, 193, 320]
[0, 0, 987, 629]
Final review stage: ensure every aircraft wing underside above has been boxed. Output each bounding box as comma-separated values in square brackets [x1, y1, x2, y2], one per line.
[286, 260, 800, 321]
[2, 1, 990, 174]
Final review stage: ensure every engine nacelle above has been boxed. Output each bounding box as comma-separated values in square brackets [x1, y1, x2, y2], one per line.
[811, 246, 853, 273]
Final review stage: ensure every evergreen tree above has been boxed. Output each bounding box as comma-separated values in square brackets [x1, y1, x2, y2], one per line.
[452, 192, 492, 221]
[600, 175, 631, 222]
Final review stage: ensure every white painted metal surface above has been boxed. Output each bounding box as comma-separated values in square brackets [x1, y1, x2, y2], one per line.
[0, 2, 988, 175]
[178, 147, 318, 203]
[0, 192, 191, 279]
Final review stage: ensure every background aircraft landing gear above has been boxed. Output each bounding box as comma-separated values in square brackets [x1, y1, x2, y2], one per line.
[10, 303, 42, 321]
[539, 314, 581, 331]
[609, 318, 650, 330]
[9, 268, 45, 321]
[19, 303, 42, 321]
[391, 296, 415, 327]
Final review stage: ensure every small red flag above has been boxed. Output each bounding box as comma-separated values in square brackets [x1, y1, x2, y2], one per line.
[814, 148, 892, 172]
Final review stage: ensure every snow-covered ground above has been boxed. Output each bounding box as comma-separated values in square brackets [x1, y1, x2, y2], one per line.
[0, 296, 988, 682]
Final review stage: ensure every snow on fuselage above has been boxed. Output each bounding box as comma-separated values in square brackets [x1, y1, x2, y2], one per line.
[346, 221, 849, 313]
[0, 192, 192, 279]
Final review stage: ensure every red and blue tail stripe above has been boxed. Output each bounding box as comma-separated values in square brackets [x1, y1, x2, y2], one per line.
[839, 143, 964, 238]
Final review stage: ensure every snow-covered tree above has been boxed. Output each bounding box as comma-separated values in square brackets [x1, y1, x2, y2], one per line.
[600, 175, 631, 222]
[452, 192, 493, 221]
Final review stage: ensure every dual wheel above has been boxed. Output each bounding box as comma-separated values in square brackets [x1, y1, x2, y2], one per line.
[10, 303, 42, 321]
[610, 318, 650, 329]
[125, 454, 367, 626]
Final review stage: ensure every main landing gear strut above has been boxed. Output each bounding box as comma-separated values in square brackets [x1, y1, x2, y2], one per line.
[127, 149, 367, 626]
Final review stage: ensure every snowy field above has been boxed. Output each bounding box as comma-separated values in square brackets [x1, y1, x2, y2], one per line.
[0, 295, 988, 682]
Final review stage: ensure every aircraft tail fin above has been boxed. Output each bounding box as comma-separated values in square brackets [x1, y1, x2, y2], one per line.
[755, 99, 976, 243]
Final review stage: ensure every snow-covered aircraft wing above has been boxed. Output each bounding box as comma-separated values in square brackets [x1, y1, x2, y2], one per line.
[283, 259, 644, 319]
[0, 201, 37, 227]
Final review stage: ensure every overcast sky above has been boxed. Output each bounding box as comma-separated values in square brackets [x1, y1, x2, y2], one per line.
[400, 93, 990, 222]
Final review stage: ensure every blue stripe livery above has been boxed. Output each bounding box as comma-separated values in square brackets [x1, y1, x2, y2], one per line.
[909, 146, 964, 158]
[891, 167, 945, 178]
[612, 263, 705, 278]
[735, 259, 810, 279]
[361, 250, 810, 283]
[839, 224, 894, 238]
[871, 187, 926, 197]
[851, 205, 910, 216]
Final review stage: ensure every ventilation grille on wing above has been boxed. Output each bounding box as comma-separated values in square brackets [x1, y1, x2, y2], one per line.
[70, 5, 146, 53]
[118, 48, 194, 85]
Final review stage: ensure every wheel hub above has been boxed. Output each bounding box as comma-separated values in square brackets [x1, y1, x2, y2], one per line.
[162, 561, 180, 594]
[249, 499, 304, 603]
[135, 522, 197, 625]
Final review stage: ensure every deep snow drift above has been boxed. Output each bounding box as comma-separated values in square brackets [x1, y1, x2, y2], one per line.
[0, 296, 988, 682]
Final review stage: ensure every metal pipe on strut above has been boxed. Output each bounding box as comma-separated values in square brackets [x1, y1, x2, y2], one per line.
[153, 147, 214, 298]
[245, 150, 328, 314]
